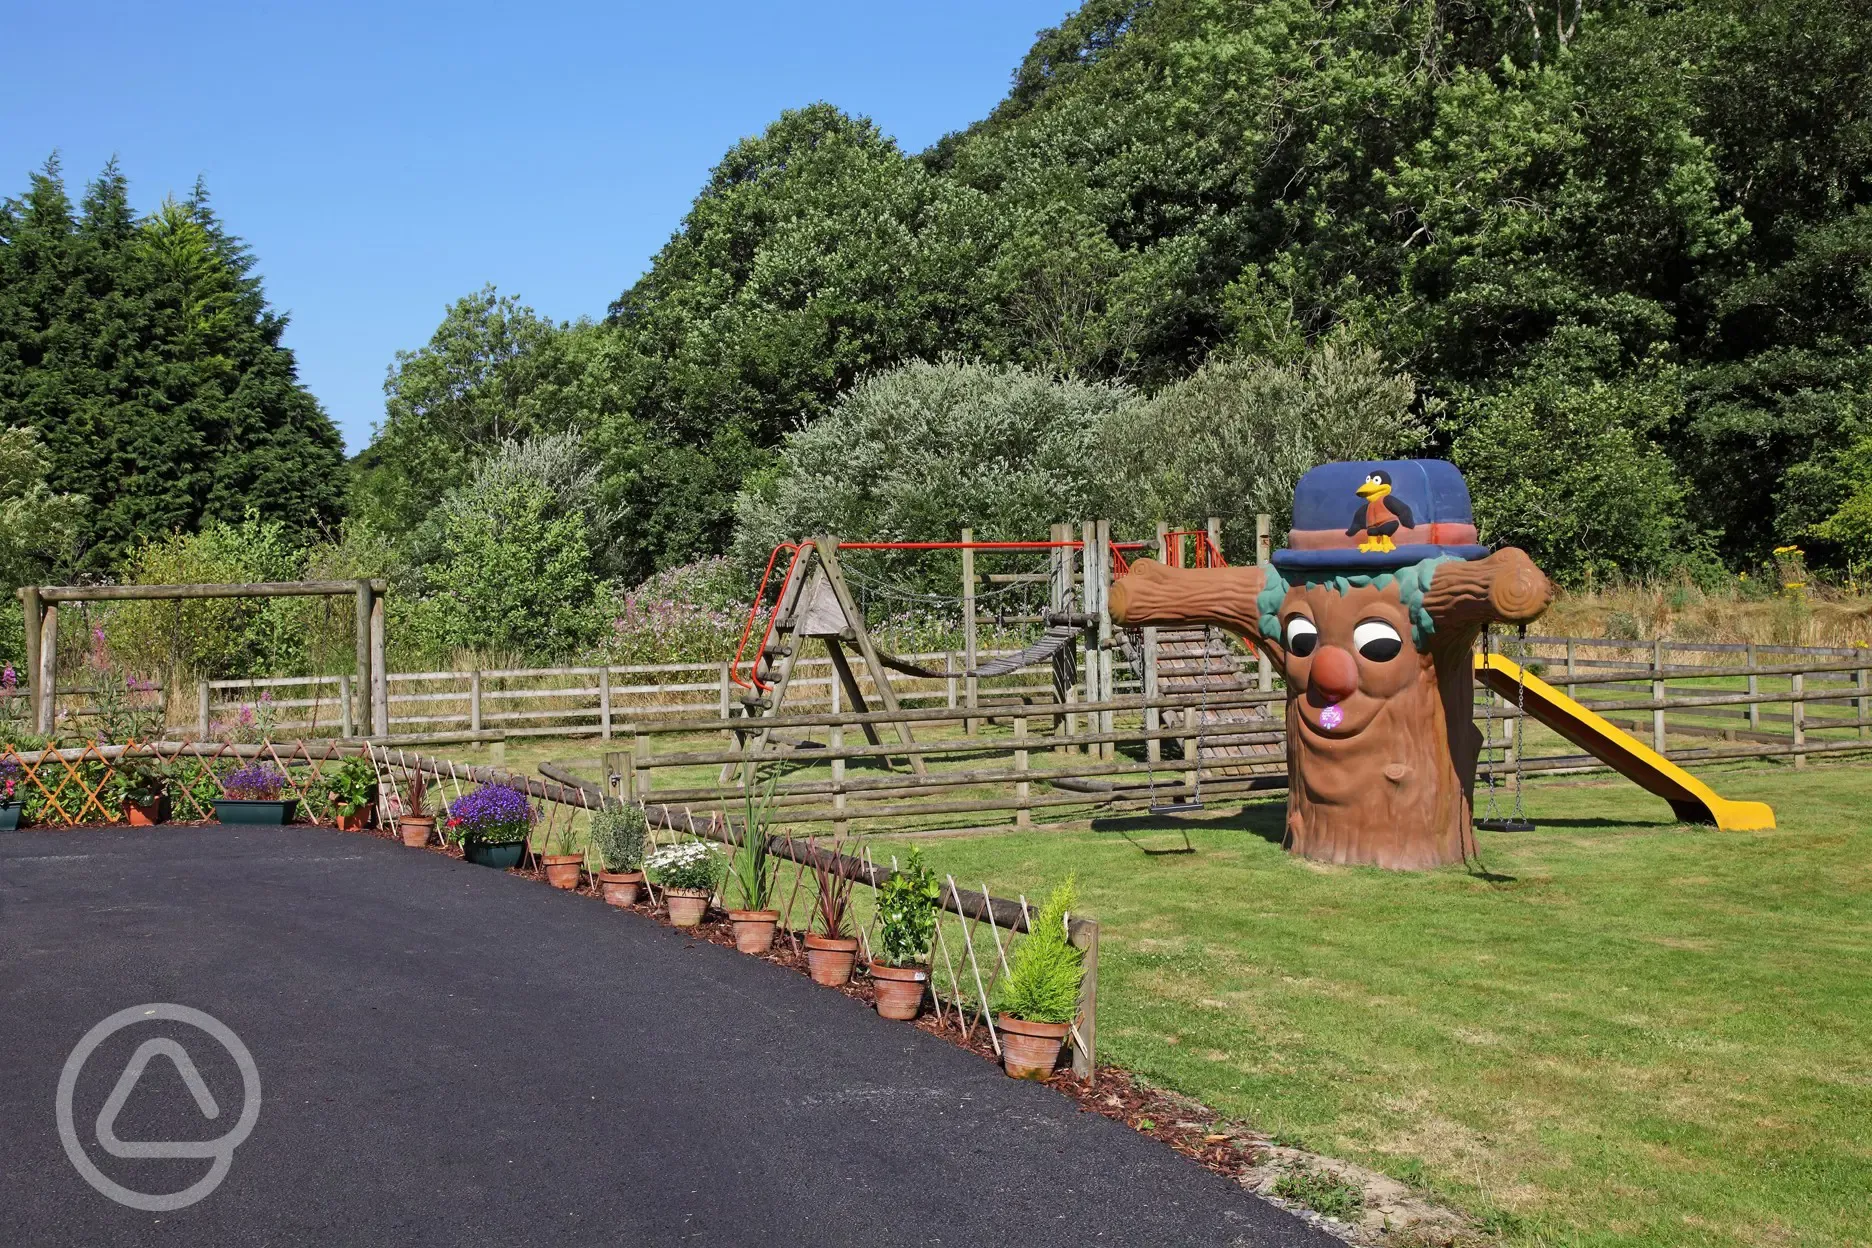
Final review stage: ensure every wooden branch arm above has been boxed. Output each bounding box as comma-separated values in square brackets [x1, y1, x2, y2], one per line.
[1422, 548, 1552, 629]
[1108, 558, 1269, 642]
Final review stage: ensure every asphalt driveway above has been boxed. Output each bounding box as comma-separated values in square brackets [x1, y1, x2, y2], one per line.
[0, 824, 1335, 1247]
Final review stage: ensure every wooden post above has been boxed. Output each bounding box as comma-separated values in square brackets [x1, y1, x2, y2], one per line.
[1566, 638, 1577, 700]
[831, 721, 847, 835]
[961, 528, 978, 736]
[20, 586, 42, 731]
[599, 666, 613, 740]
[354, 579, 373, 736]
[718, 662, 732, 719]
[1094, 519, 1114, 761]
[634, 731, 652, 801]
[1746, 644, 1760, 732]
[945, 652, 957, 710]
[602, 750, 625, 802]
[1791, 671, 1806, 769]
[1254, 513, 1272, 692]
[200, 679, 215, 739]
[1080, 521, 1098, 753]
[1013, 714, 1031, 829]
[1069, 918, 1099, 1079]
[35, 600, 57, 735]
[1651, 638, 1667, 755]
[1145, 522, 1166, 763]
[489, 739, 505, 770]
[470, 671, 483, 734]
[369, 588, 387, 737]
[1206, 515, 1223, 564]
[1858, 666, 1869, 741]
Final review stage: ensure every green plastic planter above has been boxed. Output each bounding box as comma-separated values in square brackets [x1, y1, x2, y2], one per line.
[212, 799, 296, 826]
[0, 801, 21, 830]
[463, 841, 525, 869]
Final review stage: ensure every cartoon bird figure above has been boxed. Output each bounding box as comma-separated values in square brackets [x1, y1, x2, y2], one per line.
[1347, 470, 1414, 553]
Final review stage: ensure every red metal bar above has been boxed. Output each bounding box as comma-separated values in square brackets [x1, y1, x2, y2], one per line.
[730, 542, 806, 691]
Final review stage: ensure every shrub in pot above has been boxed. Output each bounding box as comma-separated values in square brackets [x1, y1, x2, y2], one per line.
[804, 838, 859, 986]
[326, 756, 378, 832]
[538, 820, 584, 890]
[444, 783, 533, 869]
[870, 847, 939, 1019]
[647, 839, 722, 926]
[110, 758, 170, 826]
[214, 763, 295, 825]
[589, 801, 648, 906]
[992, 877, 1086, 1079]
[396, 773, 435, 847]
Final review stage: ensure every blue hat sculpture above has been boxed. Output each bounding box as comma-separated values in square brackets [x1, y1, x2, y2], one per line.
[1271, 459, 1490, 572]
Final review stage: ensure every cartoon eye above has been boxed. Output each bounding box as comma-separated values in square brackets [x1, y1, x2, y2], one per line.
[1353, 619, 1403, 662]
[1284, 616, 1318, 656]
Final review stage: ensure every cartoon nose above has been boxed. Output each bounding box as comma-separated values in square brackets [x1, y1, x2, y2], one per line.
[1309, 646, 1359, 703]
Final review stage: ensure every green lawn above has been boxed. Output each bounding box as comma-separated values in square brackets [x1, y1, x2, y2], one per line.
[886, 762, 1872, 1248]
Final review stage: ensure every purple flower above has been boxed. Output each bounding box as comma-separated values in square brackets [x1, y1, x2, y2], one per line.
[1, 665, 15, 691]
[443, 783, 534, 845]
[224, 763, 286, 800]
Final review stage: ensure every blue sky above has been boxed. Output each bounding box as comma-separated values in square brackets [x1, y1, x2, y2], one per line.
[4, 0, 1069, 452]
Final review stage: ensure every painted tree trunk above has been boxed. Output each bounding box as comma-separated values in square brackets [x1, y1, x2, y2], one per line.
[1111, 550, 1551, 870]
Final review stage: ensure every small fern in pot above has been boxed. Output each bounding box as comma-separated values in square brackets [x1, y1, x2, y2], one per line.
[992, 877, 1086, 1079]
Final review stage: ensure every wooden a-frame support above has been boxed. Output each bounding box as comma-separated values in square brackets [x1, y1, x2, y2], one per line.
[725, 538, 927, 782]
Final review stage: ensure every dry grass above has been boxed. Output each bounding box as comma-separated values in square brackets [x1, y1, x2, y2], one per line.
[1544, 582, 1872, 649]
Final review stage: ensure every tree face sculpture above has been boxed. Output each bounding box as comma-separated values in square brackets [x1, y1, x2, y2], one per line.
[1112, 547, 1553, 871]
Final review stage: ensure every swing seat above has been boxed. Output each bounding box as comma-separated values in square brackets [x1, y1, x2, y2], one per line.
[1148, 799, 1205, 815]
[1473, 817, 1536, 833]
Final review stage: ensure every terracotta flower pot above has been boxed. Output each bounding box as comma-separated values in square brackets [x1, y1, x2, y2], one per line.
[997, 1014, 1071, 1080]
[541, 853, 584, 890]
[127, 799, 163, 827]
[664, 887, 710, 927]
[598, 870, 644, 907]
[804, 933, 859, 986]
[398, 816, 434, 848]
[728, 909, 779, 955]
[869, 961, 929, 1020]
[336, 809, 369, 833]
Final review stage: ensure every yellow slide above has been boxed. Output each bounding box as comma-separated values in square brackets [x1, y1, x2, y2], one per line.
[1475, 653, 1776, 831]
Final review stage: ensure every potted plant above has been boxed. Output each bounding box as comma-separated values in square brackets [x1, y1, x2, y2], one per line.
[396, 772, 435, 848]
[870, 847, 940, 1020]
[804, 838, 859, 987]
[646, 839, 721, 927]
[725, 776, 779, 954]
[214, 762, 296, 825]
[112, 758, 170, 826]
[444, 783, 533, 869]
[588, 801, 648, 907]
[0, 758, 24, 830]
[539, 819, 584, 890]
[326, 755, 378, 832]
[992, 878, 1086, 1079]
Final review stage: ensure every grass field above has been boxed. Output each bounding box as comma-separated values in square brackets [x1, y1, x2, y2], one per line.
[881, 762, 1872, 1248]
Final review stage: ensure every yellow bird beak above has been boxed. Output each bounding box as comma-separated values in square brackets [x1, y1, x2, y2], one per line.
[1356, 480, 1390, 500]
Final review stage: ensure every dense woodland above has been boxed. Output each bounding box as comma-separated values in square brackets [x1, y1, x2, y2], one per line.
[3, 0, 1871, 675]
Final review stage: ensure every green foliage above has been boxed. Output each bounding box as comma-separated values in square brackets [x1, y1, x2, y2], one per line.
[1105, 341, 1426, 554]
[875, 847, 940, 969]
[107, 512, 307, 681]
[1271, 1170, 1365, 1222]
[105, 757, 168, 807]
[0, 163, 345, 571]
[415, 442, 602, 660]
[733, 358, 1130, 579]
[324, 756, 377, 817]
[1803, 436, 1872, 571]
[0, 425, 83, 660]
[588, 801, 648, 874]
[992, 877, 1086, 1024]
[1452, 350, 1700, 585]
